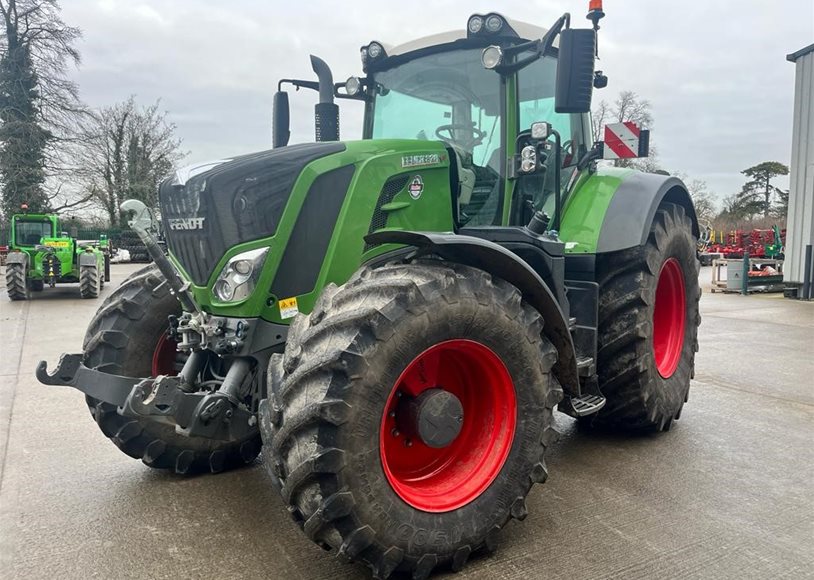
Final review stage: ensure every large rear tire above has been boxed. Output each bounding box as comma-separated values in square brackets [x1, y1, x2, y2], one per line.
[83, 264, 261, 473]
[586, 203, 701, 432]
[5, 264, 29, 301]
[260, 261, 562, 579]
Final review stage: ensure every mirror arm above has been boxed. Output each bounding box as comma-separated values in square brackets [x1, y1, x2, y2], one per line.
[494, 13, 570, 75]
[551, 129, 562, 232]
[278, 78, 320, 93]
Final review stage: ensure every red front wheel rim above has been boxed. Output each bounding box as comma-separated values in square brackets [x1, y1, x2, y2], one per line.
[380, 340, 516, 513]
[151, 333, 180, 376]
[653, 258, 686, 378]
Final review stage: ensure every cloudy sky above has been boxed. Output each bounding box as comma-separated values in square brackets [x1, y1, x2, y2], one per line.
[61, 0, 813, 201]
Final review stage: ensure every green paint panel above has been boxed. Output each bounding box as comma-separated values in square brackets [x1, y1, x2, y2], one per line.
[559, 167, 632, 253]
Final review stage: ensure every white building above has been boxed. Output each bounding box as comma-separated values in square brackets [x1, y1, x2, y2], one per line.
[785, 43, 814, 298]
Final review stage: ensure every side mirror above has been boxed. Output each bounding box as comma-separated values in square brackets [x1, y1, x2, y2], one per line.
[272, 91, 291, 148]
[555, 28, 596, 114]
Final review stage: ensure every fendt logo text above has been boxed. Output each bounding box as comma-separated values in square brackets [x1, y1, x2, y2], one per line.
[168, 217, 205, 230]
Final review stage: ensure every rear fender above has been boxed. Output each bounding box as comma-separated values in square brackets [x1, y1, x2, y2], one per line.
[597, 172, 699, 252]
[6, 251, 28, 267]
[365, 230, 580, 395]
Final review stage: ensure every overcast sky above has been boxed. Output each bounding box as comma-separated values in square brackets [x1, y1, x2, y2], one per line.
[61, 0, 813, 200]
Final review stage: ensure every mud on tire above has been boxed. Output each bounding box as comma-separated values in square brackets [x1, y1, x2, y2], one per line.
[83, 264, 261, 473]
[586, 202, 701, 432]
[260, 260, 562, 579]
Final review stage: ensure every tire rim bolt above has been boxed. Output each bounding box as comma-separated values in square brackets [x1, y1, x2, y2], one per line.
[404, 438, 412, 447]
[391, 428, 400, 437]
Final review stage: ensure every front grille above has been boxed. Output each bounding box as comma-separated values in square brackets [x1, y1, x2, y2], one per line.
[364, 173, 411, 251]
[160, 143, 345, 286]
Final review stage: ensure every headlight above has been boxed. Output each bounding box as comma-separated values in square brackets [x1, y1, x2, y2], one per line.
[212, 247, 269, 303]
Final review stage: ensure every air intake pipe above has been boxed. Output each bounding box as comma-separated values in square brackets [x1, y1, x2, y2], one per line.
[310, 55, 339, 142]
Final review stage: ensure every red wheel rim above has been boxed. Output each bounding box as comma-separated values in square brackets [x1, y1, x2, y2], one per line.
[151, 334, 179, 376]
[380, 340, 516, 512]
[653, 258, 686, 378]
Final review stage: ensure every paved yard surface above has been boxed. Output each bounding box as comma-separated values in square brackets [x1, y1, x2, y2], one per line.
[1, 264, 812, 579]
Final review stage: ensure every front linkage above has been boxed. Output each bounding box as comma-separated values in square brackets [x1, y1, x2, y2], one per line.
[36, 200, 263, 445]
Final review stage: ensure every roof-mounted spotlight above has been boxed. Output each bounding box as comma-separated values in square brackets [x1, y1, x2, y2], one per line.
[484, 14, 504, 33]
[361, 41, 387, 72]
[467, 15, 484, 34]
[467, 13, 517, 38]
[481, 45, 504, 70]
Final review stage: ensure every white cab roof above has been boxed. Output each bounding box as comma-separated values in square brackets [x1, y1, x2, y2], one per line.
[387, 18, 549, 57]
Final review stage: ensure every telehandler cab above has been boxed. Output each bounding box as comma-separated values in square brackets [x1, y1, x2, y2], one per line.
[38, 4, 700, 578]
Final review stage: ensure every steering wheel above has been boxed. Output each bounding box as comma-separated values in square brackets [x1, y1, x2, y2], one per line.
[435, 124, 486, 150]
[561, 139, 575, 167]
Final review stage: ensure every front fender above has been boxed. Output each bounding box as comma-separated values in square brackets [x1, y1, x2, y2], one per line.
[78, 252, 98, 267]
[6, 251, 29, 267]
[365, 230, 580, 395]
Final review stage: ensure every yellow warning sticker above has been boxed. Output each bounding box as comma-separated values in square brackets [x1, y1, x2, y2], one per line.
[279, 297, 299, 320]
[44, 241, 69, 248]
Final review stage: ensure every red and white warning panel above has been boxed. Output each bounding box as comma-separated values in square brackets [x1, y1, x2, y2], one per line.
[602, 122, 650, 159]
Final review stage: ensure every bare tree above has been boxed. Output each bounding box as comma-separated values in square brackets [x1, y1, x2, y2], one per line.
[77, 97, 185, 226]
[592, 90, 658, 170]
[686, 179, 717, 224]
[591, 99, 609, 143]
[0, 0, 88, 218]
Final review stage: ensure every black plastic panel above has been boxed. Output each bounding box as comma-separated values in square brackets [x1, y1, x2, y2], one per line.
[364, 173, 411, 251]
[270, 164, 356, 298]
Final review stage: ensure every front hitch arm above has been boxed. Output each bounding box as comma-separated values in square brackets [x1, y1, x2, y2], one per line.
[36, 354, 257, 442]
[36, 354, 141, 407]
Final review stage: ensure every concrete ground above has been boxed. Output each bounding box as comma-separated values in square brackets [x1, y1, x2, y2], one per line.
[1, 264, 812, 579]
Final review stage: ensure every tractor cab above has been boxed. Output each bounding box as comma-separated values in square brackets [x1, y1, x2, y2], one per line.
[274, 13, 602, 233]
[359, 17, 591, 228]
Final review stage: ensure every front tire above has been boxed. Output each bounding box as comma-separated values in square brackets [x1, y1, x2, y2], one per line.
[260, 261, 562, 579]
[79, 265, 100, 299]
[5, 264, 29, 301]
[83, 264, 261, 473]
[587, 203, 701, 432]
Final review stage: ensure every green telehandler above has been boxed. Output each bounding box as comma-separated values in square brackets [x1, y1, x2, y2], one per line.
[5, 210, 109, 301]
[38, 5, 700, 578]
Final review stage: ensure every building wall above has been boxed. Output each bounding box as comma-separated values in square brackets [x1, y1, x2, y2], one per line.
[785, 46, 814, 286]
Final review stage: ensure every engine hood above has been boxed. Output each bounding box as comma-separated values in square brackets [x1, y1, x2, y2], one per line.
[159, 143, 346, 285]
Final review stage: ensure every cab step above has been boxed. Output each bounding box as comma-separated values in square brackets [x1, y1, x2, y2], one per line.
[559, 394, 606, 417]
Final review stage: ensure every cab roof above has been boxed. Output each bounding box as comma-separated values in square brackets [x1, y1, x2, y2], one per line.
[386, 18, 549, 57]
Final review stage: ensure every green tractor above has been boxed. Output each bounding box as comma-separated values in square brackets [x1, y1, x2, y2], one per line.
[5, 210, 109, 300]
[38, 6, 700, 578]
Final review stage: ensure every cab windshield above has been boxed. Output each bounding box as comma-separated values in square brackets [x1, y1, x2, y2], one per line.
[14, 219, 53, 246]
[371, 48, 503, 225]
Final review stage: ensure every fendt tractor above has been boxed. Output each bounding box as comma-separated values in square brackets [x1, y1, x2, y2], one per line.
[6, 209, 109, 300]
[38, 4, 701, 578]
